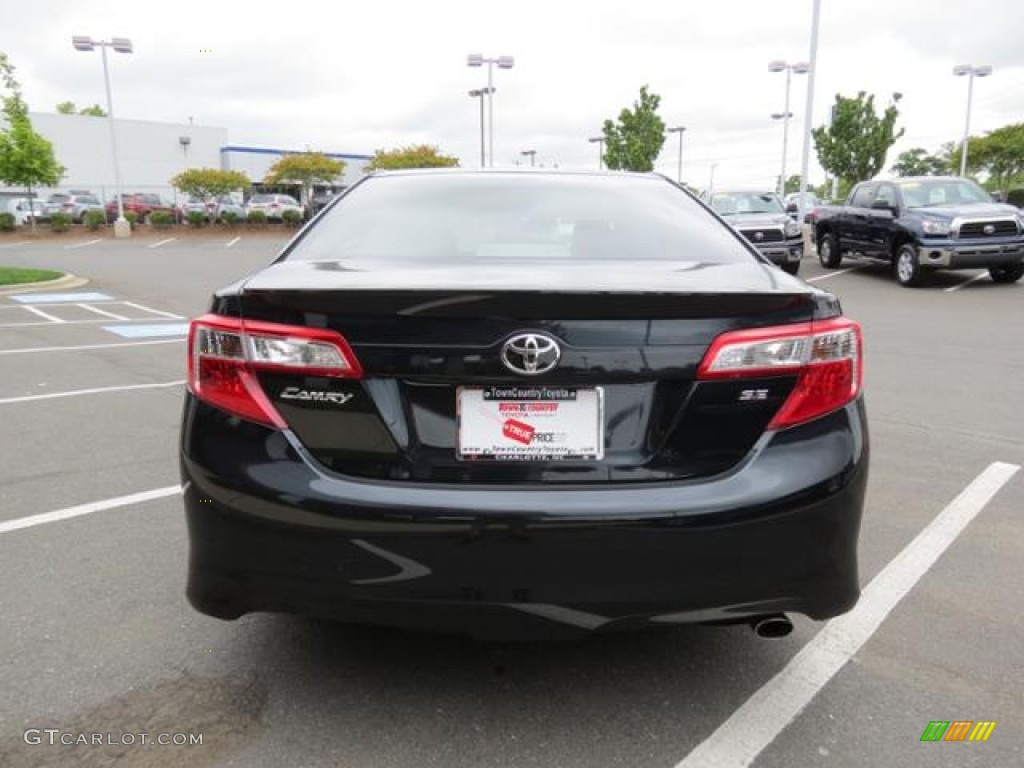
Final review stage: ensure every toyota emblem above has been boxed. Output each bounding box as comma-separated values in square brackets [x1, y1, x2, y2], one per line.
[501, 333, 561, 376]
[754, 231, 764, 241]
[983, 224, 996, 235]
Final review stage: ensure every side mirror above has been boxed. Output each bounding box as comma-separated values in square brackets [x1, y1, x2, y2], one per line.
[785, 202, 799, 214]
[871, 199, 897, 215]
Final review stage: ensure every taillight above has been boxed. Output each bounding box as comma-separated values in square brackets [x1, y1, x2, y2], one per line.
[187, 314, 362, 428]
[63, 203, 75, 210]
[697, 317, 862, 429]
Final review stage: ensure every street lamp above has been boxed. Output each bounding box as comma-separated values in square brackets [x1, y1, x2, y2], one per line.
[588, 136, 605, 170]
[520, 149, 536, 167]
[73, 35, 133, 238]
[768, 60, 809, 198]
[467, 53, 514, 167]
[708, 162, 719, 197]
[667, 126, 686, 183]
[953, 64, 993, 177]
[468, 87, 494, 168]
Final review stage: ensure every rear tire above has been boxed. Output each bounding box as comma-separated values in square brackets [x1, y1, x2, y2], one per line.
[894, 244, 923, 287]
[781, 262, 800, 276]
[989, 263, 1024, 284]
[818, 232, 842, 268]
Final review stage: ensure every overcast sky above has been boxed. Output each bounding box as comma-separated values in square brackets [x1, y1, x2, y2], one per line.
[4, 0, 1023, 189]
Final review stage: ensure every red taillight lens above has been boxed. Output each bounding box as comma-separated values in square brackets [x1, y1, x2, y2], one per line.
[697, 317, 862, 429]
[187, 314, 362, 428]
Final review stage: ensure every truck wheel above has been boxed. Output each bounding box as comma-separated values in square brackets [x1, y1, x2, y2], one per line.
[818, 232, 842, 268]
[988, 264, 1024, 284]
[781, 262, 800, 276]
[894, 244, 923, 287]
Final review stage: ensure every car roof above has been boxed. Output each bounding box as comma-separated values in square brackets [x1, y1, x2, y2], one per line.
[367, 167, 664, 181]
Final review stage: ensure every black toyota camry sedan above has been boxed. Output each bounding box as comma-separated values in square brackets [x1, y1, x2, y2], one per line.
[181, 170, 868, 641]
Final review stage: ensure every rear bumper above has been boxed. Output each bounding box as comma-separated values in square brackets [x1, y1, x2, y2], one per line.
[180, 395, 868, 639]
[917, 240, 1024, 269]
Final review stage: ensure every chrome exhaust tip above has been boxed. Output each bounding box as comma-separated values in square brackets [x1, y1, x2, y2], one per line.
[751, 614, 793, 638]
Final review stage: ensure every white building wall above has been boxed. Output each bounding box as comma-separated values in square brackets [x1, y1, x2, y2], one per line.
[25, 112, 227, 202]
[221, 147, 372, 189]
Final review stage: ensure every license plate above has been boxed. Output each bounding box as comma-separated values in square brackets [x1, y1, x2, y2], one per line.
[457, 386, 604, 461]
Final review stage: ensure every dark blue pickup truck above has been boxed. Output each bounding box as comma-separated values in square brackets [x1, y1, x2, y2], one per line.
[814, 176, 1024, 287]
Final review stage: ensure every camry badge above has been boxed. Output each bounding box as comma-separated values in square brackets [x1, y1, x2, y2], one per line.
[501, 333, 561, 376]
[280, 387, 354, 405]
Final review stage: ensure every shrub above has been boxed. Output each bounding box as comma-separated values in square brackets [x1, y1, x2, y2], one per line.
[124, 211, 139, 230]
[83, 210, 107, 231]
[247, 209, 267, 229]
[1007, 188, 1024, 209]
[185, 210, 207, 229]
[281, 208, 302, 227]
[50, 212, 72, 233]
[150, 210, 174, 230]
[221, 211, 240, 227]
[0, 212, 14, 231]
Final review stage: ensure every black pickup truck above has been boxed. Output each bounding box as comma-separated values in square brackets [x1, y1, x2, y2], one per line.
[814, 176, 1024, 286]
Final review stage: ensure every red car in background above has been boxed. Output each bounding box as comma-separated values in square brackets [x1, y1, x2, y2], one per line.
[105, 193, 181, 224]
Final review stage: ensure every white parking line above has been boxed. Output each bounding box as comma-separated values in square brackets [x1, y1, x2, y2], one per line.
[63, 238, 103, 250]
[0, 339, 184, 355]
[0, 380, 185, 405]
[944, 272, 989, 293]
[23, 306, 66, 323]
[674, 461, 1019, 768]
[0, 240, 32, 248]
[0, 486, 182, 535]
[805, 267, 861, 283]
[226, 236, 241, 248]
[76, 303, 129, 320]
[148, 237, 177, 249]
[120, 301, 184, 319]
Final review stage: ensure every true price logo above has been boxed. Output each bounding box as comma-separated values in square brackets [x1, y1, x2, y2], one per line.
[502, 419, 535, 445]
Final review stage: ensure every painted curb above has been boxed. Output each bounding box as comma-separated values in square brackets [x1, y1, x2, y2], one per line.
[0, 273, 89, 296]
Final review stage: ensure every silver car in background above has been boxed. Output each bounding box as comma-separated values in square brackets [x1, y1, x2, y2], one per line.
[244, 193, 302, 220]
[44, 192, 105, 222]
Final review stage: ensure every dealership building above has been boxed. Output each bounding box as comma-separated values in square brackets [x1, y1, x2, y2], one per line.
[1, 112, 372, 204]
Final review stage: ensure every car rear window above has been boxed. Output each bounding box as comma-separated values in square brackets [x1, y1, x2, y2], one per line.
[287, 173, 753, 265]
[250, 195, 274, 204]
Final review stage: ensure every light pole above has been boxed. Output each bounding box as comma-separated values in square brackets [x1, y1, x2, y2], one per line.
[73, 35, 133, 238]
[708, 163, 719, 197]
[797, 0, 821, 223]
[588, 136, 605, 170]
[953, 64, 992, 177]
[468, 87, 494, 168]
[467, 54, 514, 167]
[768, 60, 809, 198]
[667, 126, 686, 183]
[520, 149, 536, 167]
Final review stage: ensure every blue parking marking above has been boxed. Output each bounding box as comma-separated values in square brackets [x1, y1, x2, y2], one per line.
[10, 292, 114, 304]
[103, 323, 190, 338]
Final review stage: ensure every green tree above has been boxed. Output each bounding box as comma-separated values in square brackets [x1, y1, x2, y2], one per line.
[365, 144, 459, 171]
[783, 175, 802, 194]
[0, 53, 64, 231]
[55, 101, 106, 116]
[264, 152, 345, 210]
[967, 123, 1024, 196]
[891, 147, 950, 177]
[601, 85, 666, 172]
[171, 168, 251, 199]
[812, 92, 904, 187]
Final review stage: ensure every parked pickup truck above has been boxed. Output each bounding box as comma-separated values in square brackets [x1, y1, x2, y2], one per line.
[705, 189, 804, 275]
[814, 176, 1024, 286]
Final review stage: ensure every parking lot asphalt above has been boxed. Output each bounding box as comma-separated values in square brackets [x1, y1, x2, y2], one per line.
[0, 234, 1021, 768]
